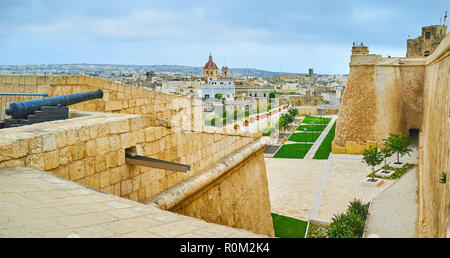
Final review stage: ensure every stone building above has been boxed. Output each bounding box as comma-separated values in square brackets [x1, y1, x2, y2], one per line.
[407, 25, 448, 57]
[202, 54, 229, 82]
[199, 54, 235, 99]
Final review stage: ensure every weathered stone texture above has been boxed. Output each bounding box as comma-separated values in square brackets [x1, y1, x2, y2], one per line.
[417, 36, 450, 237]
[333, 33, 450, 237]
[334, 53, 426, 153]
[0, 74, 273, 237]
[334, 65, 378, 147]
[169, 148, 274, 237]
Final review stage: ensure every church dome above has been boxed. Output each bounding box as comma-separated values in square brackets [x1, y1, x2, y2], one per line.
[204, 54, 218, 69]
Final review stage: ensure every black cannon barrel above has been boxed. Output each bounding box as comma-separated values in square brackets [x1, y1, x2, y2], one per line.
[5, 89, 103, 119]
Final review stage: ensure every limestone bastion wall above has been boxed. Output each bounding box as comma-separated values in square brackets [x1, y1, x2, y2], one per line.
[170, 148, 273, 237]
[417, 35, 450, 238]
[333, 54, 428, 154]
[332, 34, 449, 237]
[0, 75, 274, 236]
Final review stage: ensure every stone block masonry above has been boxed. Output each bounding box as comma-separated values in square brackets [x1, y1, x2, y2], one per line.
[148, 137, 274, 236]
[0, 167, 266, 238]
[0, 112, 256, 203]
[0, 74, 274, 237]
[332, 32, 450, 237]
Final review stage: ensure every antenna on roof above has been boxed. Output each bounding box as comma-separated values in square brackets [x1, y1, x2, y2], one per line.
[444, 10, 448, 26]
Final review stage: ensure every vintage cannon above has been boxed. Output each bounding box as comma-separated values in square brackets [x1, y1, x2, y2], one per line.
[2, 89, 103, 128]
[5, 89, 103, 119]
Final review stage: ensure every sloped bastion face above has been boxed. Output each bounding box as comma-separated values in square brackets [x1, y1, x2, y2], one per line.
[333, 33, 450, 237]
[0, 75, 274, 237]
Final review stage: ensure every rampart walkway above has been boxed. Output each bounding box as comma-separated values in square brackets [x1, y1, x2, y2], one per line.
[0, 167, 265, 238]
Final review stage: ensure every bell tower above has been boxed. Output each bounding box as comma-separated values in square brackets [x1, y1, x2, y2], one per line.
[222, 66, 228, 78]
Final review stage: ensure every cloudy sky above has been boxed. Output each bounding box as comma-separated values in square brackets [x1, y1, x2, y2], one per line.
[0, 0, 448, 74]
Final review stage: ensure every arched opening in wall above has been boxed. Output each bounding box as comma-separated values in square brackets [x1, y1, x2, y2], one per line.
[424, 51, 430, 57]
[408, 128, 419, 138]
[408, 128, 420, 147]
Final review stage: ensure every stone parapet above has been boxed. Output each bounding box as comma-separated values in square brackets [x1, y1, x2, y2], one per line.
[146, 136, 269, 210]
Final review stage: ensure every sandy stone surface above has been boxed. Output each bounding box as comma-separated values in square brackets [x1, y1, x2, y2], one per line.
[266, 155, 399, 222]
[265, 158, 326, 220]
[364, 168, 418, 238]
[0, 167, 265, 238]
[316, 157, 395, 221]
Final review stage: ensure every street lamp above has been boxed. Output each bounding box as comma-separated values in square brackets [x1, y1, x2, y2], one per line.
[304, 127, 307, 153]
[315, 119, 318, 139]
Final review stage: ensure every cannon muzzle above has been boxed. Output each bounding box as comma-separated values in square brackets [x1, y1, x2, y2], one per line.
[5, 89, 103, 119]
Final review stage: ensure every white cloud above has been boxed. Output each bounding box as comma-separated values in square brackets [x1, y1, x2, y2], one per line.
[349, 6, 397, 24]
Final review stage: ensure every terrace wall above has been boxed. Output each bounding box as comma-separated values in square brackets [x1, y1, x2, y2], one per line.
[0, 76, 274, 236]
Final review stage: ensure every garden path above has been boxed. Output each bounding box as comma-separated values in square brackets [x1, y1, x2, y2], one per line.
[303, 116, 337, 160]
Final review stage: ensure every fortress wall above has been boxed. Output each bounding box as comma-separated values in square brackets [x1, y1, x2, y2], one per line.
[333, 65, 378, 149]
[400, 66, 425, 130]
[333, 34, 449, 236]
[333, 58, 426, 154]
[0, 75, 202, 131]
[170, 148, 274, 236]
[0, 75, 274, 235]
[417, 36, 450, 237]
[0, 112, 256, 203]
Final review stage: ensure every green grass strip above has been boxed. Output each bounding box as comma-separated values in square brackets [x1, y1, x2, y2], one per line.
[273, 144, 312, 159]
[302, 116, 331, 125]
[288, 132, 321, 142]
[271, 213, 308, 238]
[313, 120, 337, 159]
[296, 124, 327, 131]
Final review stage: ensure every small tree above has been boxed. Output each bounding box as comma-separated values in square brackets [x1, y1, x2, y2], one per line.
[288, 107, 299, 117]
[380, 147, 394, 170]
[382, 132, 412, 164]
[362, 146, 384, 181]
[214, 93, 223, 99]
[280, 113, 294, 132]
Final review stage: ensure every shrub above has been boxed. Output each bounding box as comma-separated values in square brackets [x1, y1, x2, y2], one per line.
[327, 213, 359, 238]
[327, 199, 368, 238]
[262, 127, 272, 136]
[288, 107, 299, 117]
[347, 199, 368, 219]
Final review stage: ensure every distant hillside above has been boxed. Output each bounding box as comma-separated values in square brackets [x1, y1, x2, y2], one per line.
[0, 64, 310, 78]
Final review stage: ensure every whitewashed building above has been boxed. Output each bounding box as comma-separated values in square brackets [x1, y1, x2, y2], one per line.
[198, 79, 235, 99]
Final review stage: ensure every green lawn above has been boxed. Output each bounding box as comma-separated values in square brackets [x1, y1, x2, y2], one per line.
[288, 132, 321, 142]
[296, 124, 328, 132]
[313, 121, 336, 159]
[302, 116, 331, 125]
[271, 213, 308, 238]
[273, 144, 312, 159]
